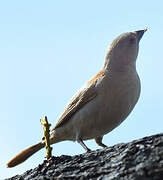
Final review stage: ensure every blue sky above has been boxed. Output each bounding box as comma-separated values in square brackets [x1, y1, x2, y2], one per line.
[0, 1, 163, 179]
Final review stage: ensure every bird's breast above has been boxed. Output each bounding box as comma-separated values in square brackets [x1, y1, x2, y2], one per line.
[97, 71, 141, 133]
[78, 71, 141, 139]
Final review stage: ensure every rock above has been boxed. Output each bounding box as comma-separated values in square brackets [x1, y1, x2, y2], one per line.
[5, 133, 163, 180]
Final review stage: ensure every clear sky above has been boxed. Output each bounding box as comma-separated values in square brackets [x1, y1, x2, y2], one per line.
[0, 0, 163, 179]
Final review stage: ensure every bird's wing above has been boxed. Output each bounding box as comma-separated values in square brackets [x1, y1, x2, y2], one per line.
[53, 71, 105, 130]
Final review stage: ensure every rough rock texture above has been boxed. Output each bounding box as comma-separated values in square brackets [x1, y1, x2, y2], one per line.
[6, 133, 163, 180]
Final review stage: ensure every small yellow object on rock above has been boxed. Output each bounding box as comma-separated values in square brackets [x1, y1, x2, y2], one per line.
[40, 116, 52, 160]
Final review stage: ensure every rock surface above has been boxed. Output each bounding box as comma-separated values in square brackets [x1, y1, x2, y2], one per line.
[5, 133, 163, 180]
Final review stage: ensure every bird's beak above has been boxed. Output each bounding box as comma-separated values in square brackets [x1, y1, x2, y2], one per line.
[135, 28, 147, 42]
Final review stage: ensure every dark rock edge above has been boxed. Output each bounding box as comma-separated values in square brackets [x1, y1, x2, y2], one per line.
[5, 133, 163, 180]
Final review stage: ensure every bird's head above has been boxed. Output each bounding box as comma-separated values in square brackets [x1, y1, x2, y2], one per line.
[104, 29, 147, 72]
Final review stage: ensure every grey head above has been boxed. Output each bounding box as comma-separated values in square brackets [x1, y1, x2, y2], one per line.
[104, 29, 147, 72]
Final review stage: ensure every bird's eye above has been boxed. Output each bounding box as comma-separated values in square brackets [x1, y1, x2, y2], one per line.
[129, 37, 135, 44]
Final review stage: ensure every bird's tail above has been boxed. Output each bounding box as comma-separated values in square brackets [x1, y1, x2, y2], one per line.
[6, 142, 45, 168]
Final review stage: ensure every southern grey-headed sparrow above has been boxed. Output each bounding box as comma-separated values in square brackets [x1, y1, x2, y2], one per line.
[7, 29, 146, 167]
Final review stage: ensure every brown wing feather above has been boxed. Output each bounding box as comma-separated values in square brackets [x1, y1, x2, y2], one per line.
[53, 71, 105, 130]
[87, 71, 105, 84]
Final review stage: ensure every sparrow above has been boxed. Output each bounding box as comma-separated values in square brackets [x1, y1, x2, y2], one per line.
[7, 29, 146, 167]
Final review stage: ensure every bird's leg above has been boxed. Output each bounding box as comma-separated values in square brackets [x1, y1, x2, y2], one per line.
[77, 138, 91, 152]
[95, 136, 107, 148]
